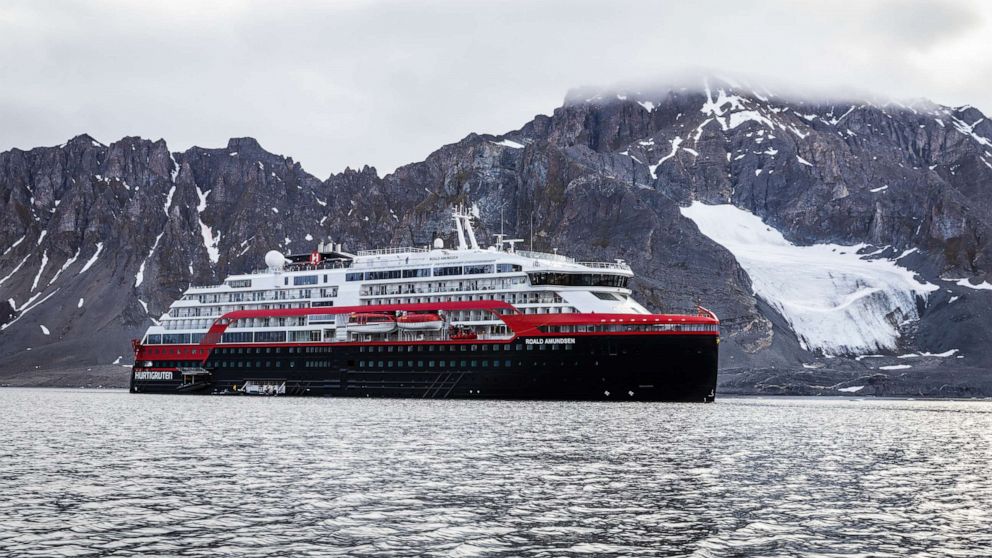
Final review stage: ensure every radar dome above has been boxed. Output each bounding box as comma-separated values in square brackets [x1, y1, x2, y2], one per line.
[265, 250, 288, 270]
[433, 237, 444, 249]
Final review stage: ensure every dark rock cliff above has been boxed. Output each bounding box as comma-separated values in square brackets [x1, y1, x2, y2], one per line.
[3, 78, 991, 394]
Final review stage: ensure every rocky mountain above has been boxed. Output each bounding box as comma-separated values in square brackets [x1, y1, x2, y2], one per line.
[3, 77, 992, 395]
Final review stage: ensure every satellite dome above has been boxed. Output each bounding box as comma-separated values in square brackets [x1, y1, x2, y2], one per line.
[265, 250, 288, 270]
[433, 237, 444, 249]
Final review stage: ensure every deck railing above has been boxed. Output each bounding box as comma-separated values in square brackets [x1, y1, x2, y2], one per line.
[356, 246, 431, 256]
[516, 249, 575, 263]
[577, 261, 631, 271]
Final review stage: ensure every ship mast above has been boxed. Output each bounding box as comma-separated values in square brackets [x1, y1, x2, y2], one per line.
[452, 205, 480, 250]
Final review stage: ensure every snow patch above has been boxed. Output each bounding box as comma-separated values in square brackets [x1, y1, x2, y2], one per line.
[30, 250, 49, 291]
[78, 243, 104, 274]
[870, 185, 888, 193]
[47, 248, 80, 286]
[200, 221, 221, 264]
[649, 138, 683, 179]
[637, 100, 655, 112]
[0, 288, 60, 331]
[492, 139, 524, 149]
[135, 231, 165, 287]
[138, 299, 149, 313]
[946, 278, 992, 290]
[194, 187, 220, 264]
[879, 364, 911, 370]
[0, 255, 31, 287]
[729, 110, 776, 130]
[837, 385, 864, 393]
[78, 298, 85, 308]
[2, 235, 25, 257]
[950, 116, 991, 148]
[163, 185, 176, 215]
[680, 202, 938, 355]
[40, 325, 50, 335]
[797, 156, 813, 167]
[195, 187, 211, 213]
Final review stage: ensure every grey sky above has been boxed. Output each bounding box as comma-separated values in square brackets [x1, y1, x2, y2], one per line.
[1, 0, 989, 178]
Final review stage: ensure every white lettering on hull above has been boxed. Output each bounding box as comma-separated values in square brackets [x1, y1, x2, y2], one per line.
[134, 371, 174, 380]
[524, 338, 576, 345]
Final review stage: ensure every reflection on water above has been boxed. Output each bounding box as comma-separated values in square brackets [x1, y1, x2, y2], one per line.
[1, 390, 990, 557]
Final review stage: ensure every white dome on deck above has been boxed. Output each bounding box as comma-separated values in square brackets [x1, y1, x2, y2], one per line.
[265, 250, 288, 270]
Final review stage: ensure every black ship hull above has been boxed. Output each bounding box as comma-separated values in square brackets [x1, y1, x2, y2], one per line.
[131, 334, 719, 402]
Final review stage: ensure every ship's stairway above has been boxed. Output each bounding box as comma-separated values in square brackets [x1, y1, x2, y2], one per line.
[422, 372, 465, 399]
[285, 382, 314, 396]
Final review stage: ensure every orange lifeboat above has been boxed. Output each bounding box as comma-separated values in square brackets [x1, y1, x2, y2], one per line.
[397, 313, 444, 331]
[348, 312, 396, 334]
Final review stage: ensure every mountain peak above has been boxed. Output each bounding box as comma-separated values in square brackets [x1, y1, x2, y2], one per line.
[226, 137, 263, 152]
[65, 134, 104, 148]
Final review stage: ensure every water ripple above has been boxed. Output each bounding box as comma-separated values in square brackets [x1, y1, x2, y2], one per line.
[1, 391, 991, 557]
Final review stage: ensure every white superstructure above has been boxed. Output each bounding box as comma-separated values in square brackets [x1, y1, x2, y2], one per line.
[142, 208, 646, 345]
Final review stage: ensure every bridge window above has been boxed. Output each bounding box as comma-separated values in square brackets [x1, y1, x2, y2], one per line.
[434, 266, 463, 277]
[294, 275, 318, 286]
[527, 272, 628, 288]
[464, 264, 493, 275]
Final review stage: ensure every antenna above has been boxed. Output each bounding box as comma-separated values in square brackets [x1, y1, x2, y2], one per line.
[505, 239, 523, 253]
[529, 209, 534, 250]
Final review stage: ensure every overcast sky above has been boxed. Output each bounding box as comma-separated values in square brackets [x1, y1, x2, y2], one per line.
[1, 0, 990, 178]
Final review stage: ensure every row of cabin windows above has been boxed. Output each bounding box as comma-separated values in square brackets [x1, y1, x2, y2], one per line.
[361, 277, 529, 297]
[143, 342, 577, 354]
[346, 263, 522, 282]
[151, 359, 586, 370]
[210, 343, 554, 355]
[213, 346, 333, 355]
[185, 288, 336, 304]
[359, 343, 574, 352]
[360, 360, 515, 369]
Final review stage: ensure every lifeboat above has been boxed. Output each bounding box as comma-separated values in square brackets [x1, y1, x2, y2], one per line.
[348, 312, 396, 334]
[397, 312, 444, 331]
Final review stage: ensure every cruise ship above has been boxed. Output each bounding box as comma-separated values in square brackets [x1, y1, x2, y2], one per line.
[131, 207, 719, 401]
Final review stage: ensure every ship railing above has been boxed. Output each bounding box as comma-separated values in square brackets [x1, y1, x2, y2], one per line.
[516, 249, 576, 263]
[356, 246, 431, 256]
[240, 260, 354, 276]
[577, 261, 631, 271]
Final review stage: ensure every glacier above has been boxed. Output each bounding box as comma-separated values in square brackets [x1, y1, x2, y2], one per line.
[680, 202, 937, 355]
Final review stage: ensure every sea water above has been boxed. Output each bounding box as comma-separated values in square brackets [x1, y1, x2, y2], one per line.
[1, 389, 990, 557]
